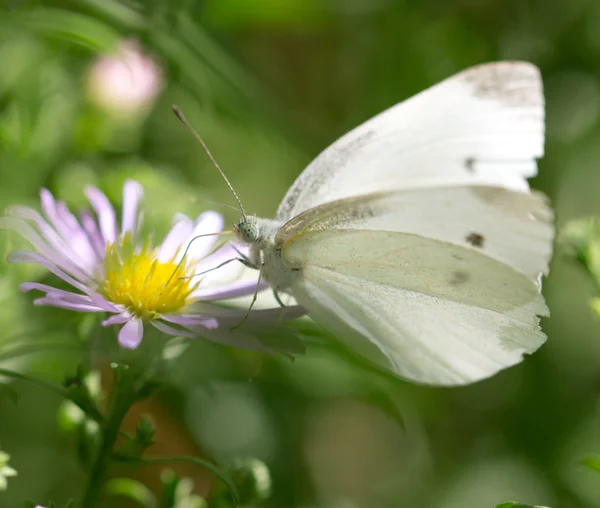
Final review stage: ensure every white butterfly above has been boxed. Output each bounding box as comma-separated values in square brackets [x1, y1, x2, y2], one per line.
[183, 61, 554, 386]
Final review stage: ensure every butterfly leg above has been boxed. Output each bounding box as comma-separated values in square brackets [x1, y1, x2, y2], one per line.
[273, 290, 286, 308]
[180, 256, 256, 281]
[231, 243, 254, 266]
[230, 259, 264, 331]
[272, 289, 292, 324]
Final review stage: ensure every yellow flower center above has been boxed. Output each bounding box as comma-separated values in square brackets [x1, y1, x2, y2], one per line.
[100, 234, 198, 319]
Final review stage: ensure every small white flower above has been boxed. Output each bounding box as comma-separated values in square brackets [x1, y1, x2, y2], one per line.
[0, 448, 17, 491]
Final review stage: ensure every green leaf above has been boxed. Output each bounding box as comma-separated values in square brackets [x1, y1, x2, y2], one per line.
[582, 455, 600, 472]
[106, 477, 156, 507]
[0, 9, 121, 53]
[0, 384, 18, 406]
[162, 336, 190, 362]
[0, 338, 82, 362]
[77, 313, 99, 342]
[561, 217, 600, 291]
[496, 502, 551, 508]
[364, 391, 405, 431]
[0, 367, 103, 422]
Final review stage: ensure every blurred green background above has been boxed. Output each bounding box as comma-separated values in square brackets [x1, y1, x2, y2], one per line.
[1, 0, 600, 507]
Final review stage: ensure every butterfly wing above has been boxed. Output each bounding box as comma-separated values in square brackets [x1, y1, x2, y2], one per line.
[281, 227, 548, 385]
[276, 186, 553, 282]
[276, 62, 544, 222]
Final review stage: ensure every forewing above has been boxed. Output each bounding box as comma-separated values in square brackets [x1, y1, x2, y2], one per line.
[276, 62, 544, 221]
[283, 229, 548, 385]
[276, 185, 553, 281]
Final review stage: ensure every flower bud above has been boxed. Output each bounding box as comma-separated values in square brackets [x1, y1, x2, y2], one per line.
[86, 40, 162, 116]
[226, 457, 272, 505]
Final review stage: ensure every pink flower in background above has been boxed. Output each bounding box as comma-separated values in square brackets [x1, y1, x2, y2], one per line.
[1, 181, 305, 351]
[87, 40, 163, 114]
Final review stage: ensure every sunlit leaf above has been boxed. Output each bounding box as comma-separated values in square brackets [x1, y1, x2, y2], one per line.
[0, 9, 121, 52]
[582, 455, 600, 472]
[0, 384, 18, 406]
[106, 477, 156, 507]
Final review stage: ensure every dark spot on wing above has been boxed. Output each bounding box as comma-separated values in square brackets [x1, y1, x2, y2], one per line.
[465, 232, 485, 248]
[451, 252, 464, 261]
[450, 270, 470, 285]
[465, 157, 475, 172]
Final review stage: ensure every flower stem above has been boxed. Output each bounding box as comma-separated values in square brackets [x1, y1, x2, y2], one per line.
[81, 375, 133, 508]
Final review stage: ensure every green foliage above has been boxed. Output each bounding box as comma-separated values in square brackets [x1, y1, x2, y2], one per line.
[117, 415, 157, 460]
[1, 0, 600, 507]
[210, 458, 272, 507]
[497, 503, 551, 508]
[582, 455, 600, 473]
[562, 217, 600, 318]
[159, 470, 207, 508]
[106, 478, 156, 507]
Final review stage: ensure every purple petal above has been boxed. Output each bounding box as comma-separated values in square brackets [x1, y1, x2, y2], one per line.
[249, 305, 307, 321]
[40, 189, 76, 243]
[8, 206, 96, 273]
[20, 282, 91, 302]
[151, 320, 196, 338]
[160, 313, 219, 329]
[193, 243, 251, 284]
[102, 313, 131, 326]
[0, 217, 94, 283]
[118, 318, 144, 349]
[80, 210, 106, 257]
[185, 211, 224, 261]
[55, 201, 100, 267]
[198, 242, 249, 267]
[157, 216, 193, 262]
[192, 279, 268, 301]
[192, 325, 265, 350]
[8, 250, 93, 294]
[85, 186, 117, 244]
[121, 180, 143, 235]
[89, 292, 122, 313]
[34, 297, 105, 312]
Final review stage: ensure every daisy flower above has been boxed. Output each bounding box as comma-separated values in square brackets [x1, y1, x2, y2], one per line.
[0, 180, 305, 351]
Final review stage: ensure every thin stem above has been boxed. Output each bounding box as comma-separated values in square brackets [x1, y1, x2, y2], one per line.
[80, 380, 133, 507]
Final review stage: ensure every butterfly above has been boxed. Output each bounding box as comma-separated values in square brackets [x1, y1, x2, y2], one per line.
[179, 61, 553, 386]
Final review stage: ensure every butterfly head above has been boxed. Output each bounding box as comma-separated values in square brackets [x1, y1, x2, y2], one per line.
[233, 215, 260, 244]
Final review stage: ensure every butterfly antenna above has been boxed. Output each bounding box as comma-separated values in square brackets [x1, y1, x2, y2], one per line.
[172, 105, 246, 218]
[205, 200, 244, 215]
